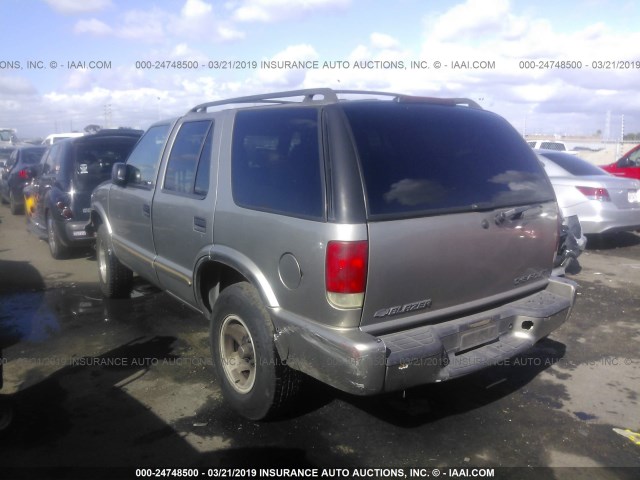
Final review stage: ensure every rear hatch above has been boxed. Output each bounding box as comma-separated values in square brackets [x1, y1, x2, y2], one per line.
[341, 102, 559, 332]
[69, 136, 139, 220]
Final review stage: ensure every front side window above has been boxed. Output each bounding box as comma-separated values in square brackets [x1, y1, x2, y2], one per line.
[231, 108, 324, 219]
[625, 147, 640, 167]
[163, 120, 213, 196]
[126, 124, 171, 187]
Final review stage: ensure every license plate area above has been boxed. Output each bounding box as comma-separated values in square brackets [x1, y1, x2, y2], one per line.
[458, 323, 499, 352]
[628, 190, 638, 203]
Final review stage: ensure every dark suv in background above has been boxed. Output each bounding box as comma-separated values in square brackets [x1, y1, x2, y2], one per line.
[0, 145, 46, 214]
[89, 89, 577, 420]
[28, 129, 142, 258]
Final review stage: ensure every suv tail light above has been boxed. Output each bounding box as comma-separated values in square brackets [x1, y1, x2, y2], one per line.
[576, 186, 610, 202]
[18, 169, 30, 179]
[56, 200, 73, 219]
[326, 240, 368, 309]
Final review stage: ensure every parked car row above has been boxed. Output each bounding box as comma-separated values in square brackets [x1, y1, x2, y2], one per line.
[1, 129, 142, 258]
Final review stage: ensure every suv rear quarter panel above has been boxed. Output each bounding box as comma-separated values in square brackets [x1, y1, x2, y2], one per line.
[212, 110, 367, 328]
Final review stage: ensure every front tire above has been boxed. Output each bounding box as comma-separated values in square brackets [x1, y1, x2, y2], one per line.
[210, 282, 300, 420]
[96, 224, 133, 298]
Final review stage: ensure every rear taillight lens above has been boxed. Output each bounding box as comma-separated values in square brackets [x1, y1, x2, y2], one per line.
[56, 201, 73, 219]
[18, 169, 30, 179]
[326, 240, 368, 309]
[576, 186, 610, 202]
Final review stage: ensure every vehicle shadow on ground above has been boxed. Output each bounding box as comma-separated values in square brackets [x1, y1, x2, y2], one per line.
[334, 338, 567, 428]
[586, 231, 640, 250]
[0, 336, 322, 471]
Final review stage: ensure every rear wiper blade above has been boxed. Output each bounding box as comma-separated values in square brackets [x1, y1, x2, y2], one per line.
[494, 204, 542, 225]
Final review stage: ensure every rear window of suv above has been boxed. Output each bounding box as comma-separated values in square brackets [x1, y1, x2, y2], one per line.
[342, 103, 555, 218]
[71, 137, 139, 192]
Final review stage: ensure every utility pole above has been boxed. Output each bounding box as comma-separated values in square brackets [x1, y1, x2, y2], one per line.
[104, 104, 112, 128]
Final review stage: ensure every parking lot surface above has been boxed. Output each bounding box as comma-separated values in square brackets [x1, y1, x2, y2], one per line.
[0, 208, 639, 479]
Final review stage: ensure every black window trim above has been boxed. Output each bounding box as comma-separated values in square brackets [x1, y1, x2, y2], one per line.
[124, 122, 174, 191]
[161, 119, 214, 200]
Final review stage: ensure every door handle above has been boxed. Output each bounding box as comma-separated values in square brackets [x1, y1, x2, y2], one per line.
[193, 216, 206, 233]
[143, 204, 151, 217]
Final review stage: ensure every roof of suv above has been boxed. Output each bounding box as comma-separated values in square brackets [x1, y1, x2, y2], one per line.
[188, 88, 483, 113]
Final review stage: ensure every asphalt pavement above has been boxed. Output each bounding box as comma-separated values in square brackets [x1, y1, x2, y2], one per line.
[0, 206, 639, 480]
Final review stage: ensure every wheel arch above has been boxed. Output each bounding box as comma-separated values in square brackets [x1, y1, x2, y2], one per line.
[196, 245, 279, 315]
[88, 204, 113, 236]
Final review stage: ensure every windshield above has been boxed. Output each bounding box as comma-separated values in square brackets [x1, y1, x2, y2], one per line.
[342, 103, 555, 218]
[72, 137, 138, 192]
[538, 151, 606, 176]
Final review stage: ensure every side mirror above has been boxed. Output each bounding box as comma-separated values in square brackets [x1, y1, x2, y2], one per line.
[112, 163, 129, 186]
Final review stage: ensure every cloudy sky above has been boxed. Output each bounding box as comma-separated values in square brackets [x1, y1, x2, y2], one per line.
[1, 0, 639, 140]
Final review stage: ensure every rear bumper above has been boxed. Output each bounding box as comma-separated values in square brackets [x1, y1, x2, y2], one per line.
[578, 205, 640, 234]
[56, 219, 95, 247]
[271, 276, 577, 395]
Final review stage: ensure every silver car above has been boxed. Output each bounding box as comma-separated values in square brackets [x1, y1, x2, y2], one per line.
[537, 150, 640, 234]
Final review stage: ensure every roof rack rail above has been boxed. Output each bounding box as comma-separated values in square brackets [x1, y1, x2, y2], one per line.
[189, 88, 341, 113]
[395, 95, 482, 109]
[188, 88, 482, 113]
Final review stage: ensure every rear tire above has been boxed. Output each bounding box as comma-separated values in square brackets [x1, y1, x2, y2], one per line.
[210, 282, 301, 420]
[9, 191, 22, 215]
[96, 224, 133, 298]
[47, 214, 70, 259]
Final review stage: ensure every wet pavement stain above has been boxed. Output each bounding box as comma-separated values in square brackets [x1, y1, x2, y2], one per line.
[574, 411, 599, 421]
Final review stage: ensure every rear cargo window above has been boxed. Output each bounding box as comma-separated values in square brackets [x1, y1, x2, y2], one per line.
[72, 138, 139, 193]
[21, 148, 46, 165]
[231, 108, 324, 219]
[342, 103, 555, 218]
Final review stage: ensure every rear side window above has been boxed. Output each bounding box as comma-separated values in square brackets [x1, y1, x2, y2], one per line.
[163, 120, 213, 196]
[342, 103, 555, 218]
[231, 108, 323, 219]
[43, 144, 63, 175]
[72, 137, 139, 192]
[21, 148, 46, 165]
